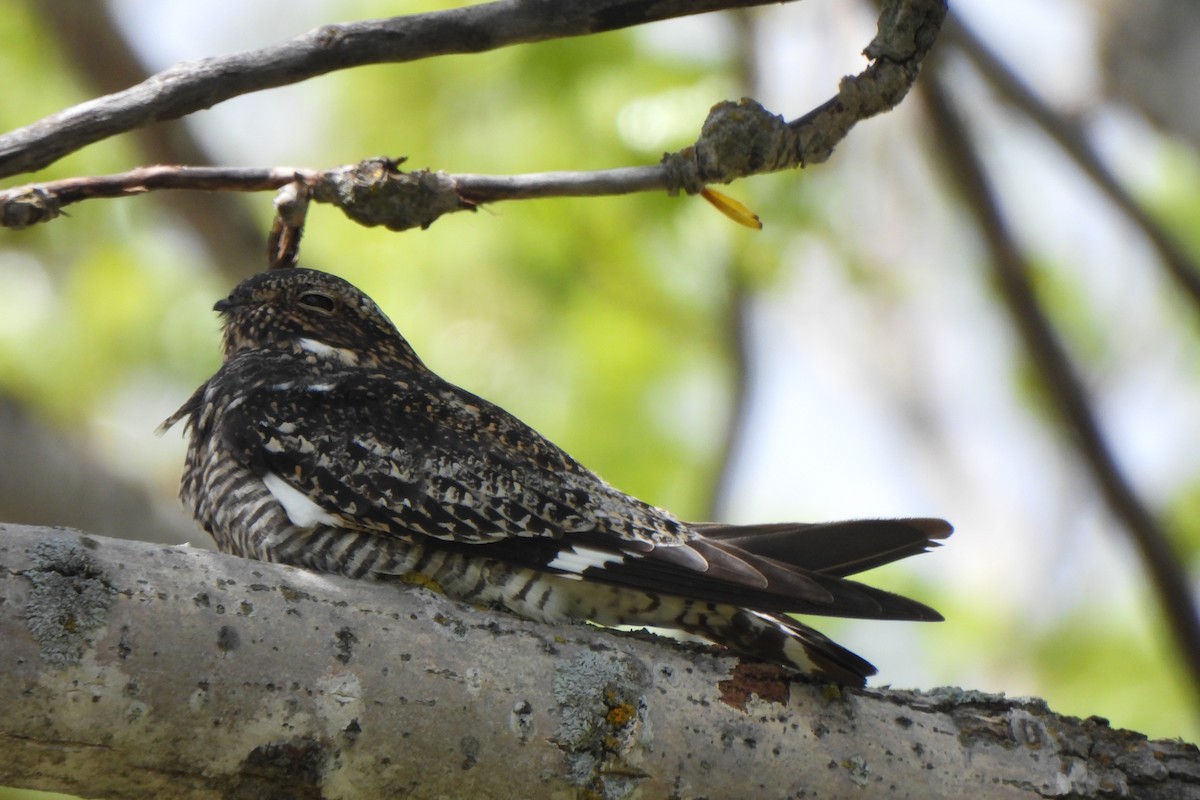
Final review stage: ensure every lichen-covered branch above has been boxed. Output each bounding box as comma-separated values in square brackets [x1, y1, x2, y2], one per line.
[0, 0, 948, 233]
[1, 524, 1195, 799]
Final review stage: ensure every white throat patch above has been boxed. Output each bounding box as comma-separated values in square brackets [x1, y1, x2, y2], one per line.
[299, 337, 359, 366]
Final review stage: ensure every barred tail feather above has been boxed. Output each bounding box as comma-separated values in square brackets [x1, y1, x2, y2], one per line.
[676, 604, 877, 685]
[747, 611, 878, 685]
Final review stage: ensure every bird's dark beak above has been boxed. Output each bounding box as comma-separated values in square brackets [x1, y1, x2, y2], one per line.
[213, 297, 235, 314]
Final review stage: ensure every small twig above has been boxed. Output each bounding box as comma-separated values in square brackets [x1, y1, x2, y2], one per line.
[0, 161, 665, 231]
[267, 181, 311, 270]
[944, 15, 1200, 319]
[0, 166, 312, 229]
[922, 74, 1200, 704]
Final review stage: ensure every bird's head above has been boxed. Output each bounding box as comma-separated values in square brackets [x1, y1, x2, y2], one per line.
[214, 268, 423, 369]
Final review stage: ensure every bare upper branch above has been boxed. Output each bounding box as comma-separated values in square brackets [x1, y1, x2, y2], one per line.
[0, 0, 948, 233]
[0, 0, 810, 181]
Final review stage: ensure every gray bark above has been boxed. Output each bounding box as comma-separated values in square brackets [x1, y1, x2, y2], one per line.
[1, 523, 1196, 799]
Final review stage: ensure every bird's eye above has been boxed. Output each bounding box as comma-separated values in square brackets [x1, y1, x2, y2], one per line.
[298, 292, 336, 314]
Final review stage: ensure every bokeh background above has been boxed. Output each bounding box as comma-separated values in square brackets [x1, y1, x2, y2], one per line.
[2, 3, 1198, 795]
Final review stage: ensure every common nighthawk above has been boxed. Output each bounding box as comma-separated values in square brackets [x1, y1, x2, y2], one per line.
[164, 267, 950, 685]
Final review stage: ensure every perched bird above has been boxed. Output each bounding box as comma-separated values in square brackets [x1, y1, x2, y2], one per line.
[164, 267, 950, 685]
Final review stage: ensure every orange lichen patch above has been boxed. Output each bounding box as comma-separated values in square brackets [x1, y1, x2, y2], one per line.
[717, 662, 790, 711]
[605, 703, 636, 727]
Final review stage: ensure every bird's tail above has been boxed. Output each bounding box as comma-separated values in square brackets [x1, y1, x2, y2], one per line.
[690, 517, 951, 579]
[666, 517, 953, 683]
[673, 603, 877, 685]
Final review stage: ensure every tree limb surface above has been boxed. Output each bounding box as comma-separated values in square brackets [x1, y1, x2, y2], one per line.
[1, 525, 1195, 799]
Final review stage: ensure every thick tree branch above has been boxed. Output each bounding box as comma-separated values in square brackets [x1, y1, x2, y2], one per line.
[920, 75, 1200, 704]
[0, 0, 948, 233]
[2, 524, 1196, 799]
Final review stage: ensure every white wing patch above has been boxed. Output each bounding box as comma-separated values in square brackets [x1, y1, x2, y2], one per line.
[263, 472, 338, 528]
[546, 545, 624, 577]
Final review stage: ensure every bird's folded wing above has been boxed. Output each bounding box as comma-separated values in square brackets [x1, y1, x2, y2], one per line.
[217, 371, 686, 546]
[219, 373, 943, 621]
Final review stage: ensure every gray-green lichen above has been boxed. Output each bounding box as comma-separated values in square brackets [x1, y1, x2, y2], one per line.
[553, 650, 650, 799]
[843, 754, 870, 787]
[23, 537, 114, 665]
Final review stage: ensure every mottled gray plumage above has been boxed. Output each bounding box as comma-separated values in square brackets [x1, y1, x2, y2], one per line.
[164, 267, 951, 684]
